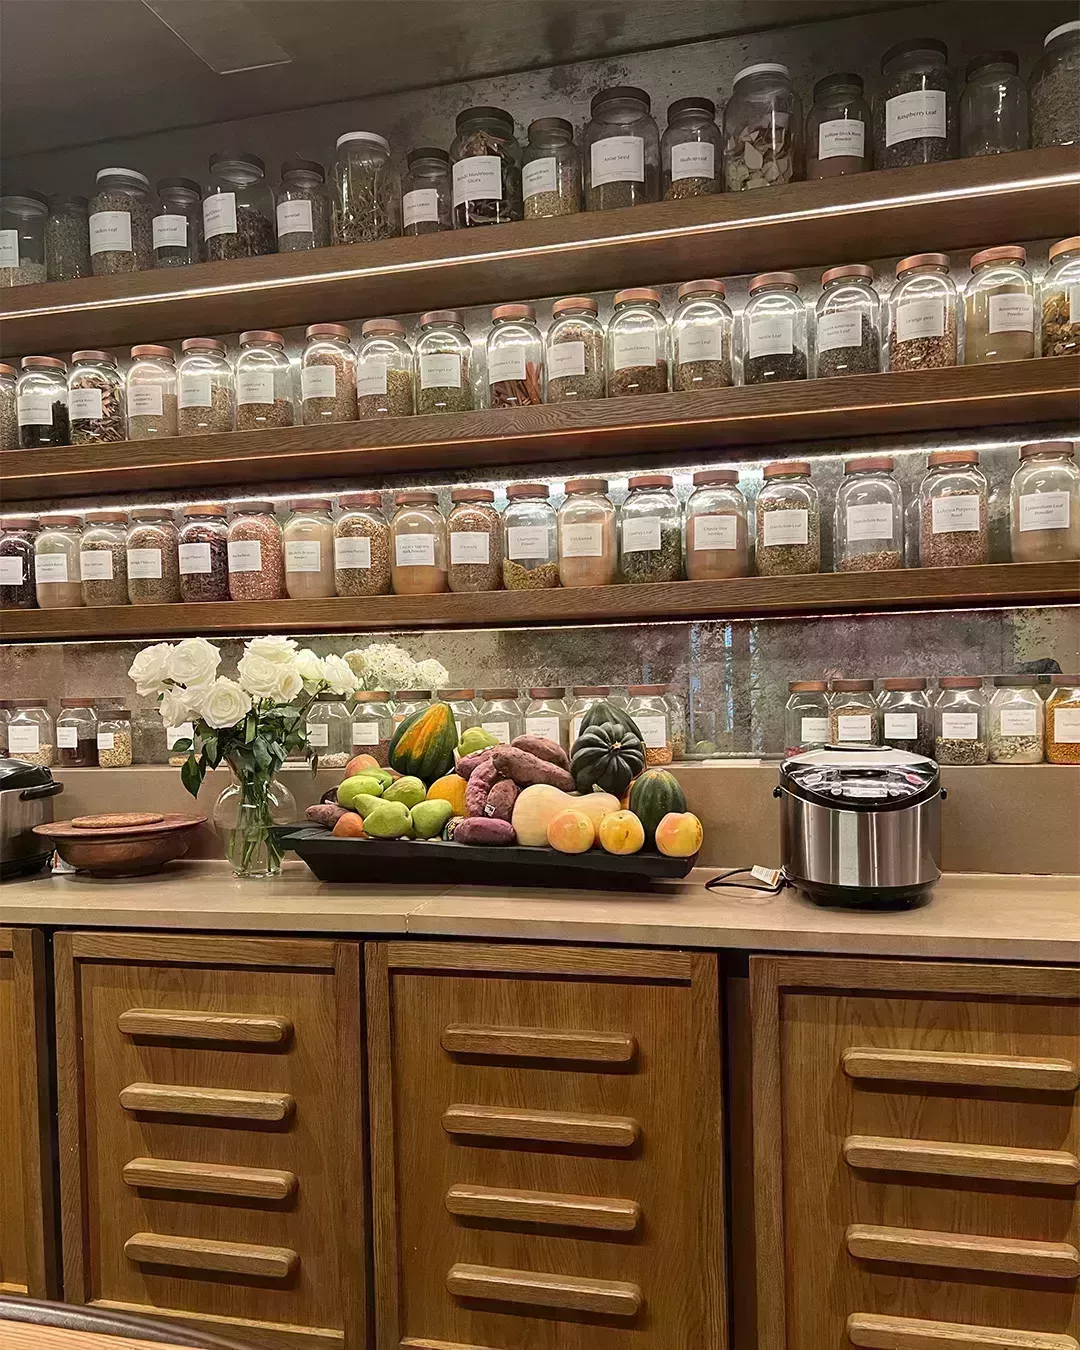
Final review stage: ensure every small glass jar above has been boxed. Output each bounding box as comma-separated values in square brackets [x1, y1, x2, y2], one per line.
[502, 482, 559, 589]
[80, 509, 129, 607]
[522, 118, 581, 219]
[7, 700, 55, 767]
[935, 677, 988, 764]
[127, 508, 180, 605]
[662, 97, 721, 199]
[964, 245, 1035, 364]
[334, 492, 391, 597]
[0, 364, 15, 451]
[97, 709, 133, 768]
[0, 515, 37, 609]
[1041, 236, 1080, 358]
[487, 304, 543, 408]
[402, 147, 453, 236]
[442, 689, 479, 745]
[685, 469, 749, 580]
[18, 356, 70, 449]
[887, 253, 958, 372]
[227, 500, 284, 601]
[1046, 675, 1080, 763]
[723, 63, 802, 191]
[477, 689, 523, 745]
[672, 280, 734, 391]
[585, 86, 660, 210]
[0, 191, 48, 286]
[415, 310, 474, 414]
[558, 478, 617, 588]
[524, 687, 569, 751]
[874, 38, 956, 169]
[608, 288, 669, 396]
[919, 449, 989, 567]
[69, 351, 126, 445]
[301, 323, 357, 424]
[662, 686, 687, 760]
[56, 699, 98, 767]
[1030, 20, 1080, 148]
[153, 177, 203, 268]
[806, 73, 871, 179]
[784, 681, 830, 755]
[203, 151, 275, 260]
[988, 676, 1045, 764]
[814, 264, 882, 377]
[276, 157, 331, 252]
[305, 694, 353, 768]
[177, 337, 234, 435]
[351, 692, 394, 764]
[332, 132, 400, 244]
[1010, 440, 1080, 563]
[235, 330, 294, 431]
[878, 677, 934, 758]
[125, 344, 176, 440]
[743, 273, 808, 384]
[390, 490, 447, 594]
[835, 456, 904, 573]
[756, 461, 821, 576]
[619, 474, 682, 583]
[627, 685, 674, 765]
[393, 691, 431, 728]
[829, 679, 880, 745]
[45, 194, 91, 282]
[448, 488, 503, 593]
[451, 107, 522, 228]
[568, 686, 612, 744]
[283, 497, 336, 600]
[35, 513, 83, 608]
[90, 167, 154, 273]
[961, 52, 1028, 156]
[178, 502, 229, 603]
[357, 319, 414, 418]
[545, 296, 605, 403]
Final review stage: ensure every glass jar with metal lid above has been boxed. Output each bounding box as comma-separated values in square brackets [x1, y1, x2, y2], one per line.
[276, 157, 331, 252]
[502, 483, 558, 589]
[806, 73, 871, 178]
[487, 304, 543, 407]
[178, 503, 229, 603]
[742, 274, 808, 384]
[964, 245, 1035, 365]
[127, 508, 180, 605]
[723, 63, 801, 190]
[672, 280, 733, 391]
[1041, 235, 1080, 357]
[919, 449, 989, 567]
[878, 677, 934, 757]
[585, 86, 660, 210]
[0, 516, 37, 609]
[477, 689, 523, 745]
[756, 461, 821, 576]
[545, 297, 605, 402]
[35, 514, 82, 608]
[301, 323, 357, 424]
[8, 699, 55, 767]
[0, 190, 48, 286]
[835, 456, 903, 572]
[935, 676, 988, 764]
[523, 118, 581, 219]
[351, 692, 394, 764]
[56, 698, 98, 767]
[828, 679, 880, 744]
[333, 132, 399, 243]
[178, 337, 234, 435]
[608, 288, 668, 396]
[227, 500, 284, 601]
[524, 688, 569, 750]
[0, 363, 15, 451]
[685, 469, 749, 580]
[126, 345, 178, 440]
[415, 311, 473, 414]
[284, 497, 336, 600]
[357, 319, 414, 418]
[69, 351, 126, 445]
[874, 38, 955, 169]
[988, 676, 1044, 764]
[619, 474, 682, 583]
[785, 681, 830, 755]
[814, 264, 881, 377]
[662, 97, 721, 199]
[558, 479, 617, 588]
[90, 168, 153, 273]
[887, 253, 958, 372]
[203, 151, 275, 260]
[390, 490, 447, 595]
[568, 686, 612, 744]
[96, 708, 133, 768]
[153, 177, 203, 267]
[448, 488, 502, 593]
[402, 147, 452, 236]
[305, 693, 353, 767]
[334, 492, 391, 597]
[627, 686, 674, 764]
[1010, 440, 1080, 563]
[80, 510, 128, 607]
[442, 689, 479, 744]
[18, 356, 69, 449]
[235, 331, 294, 431]
[392, 691, 431, 727]
[961, 52, 1028, 156]
[1030, 20, 1080, 147]
[451, 107, 522, 228]
[45, 194, 90, 281]
[1046, 674, 1080, 764]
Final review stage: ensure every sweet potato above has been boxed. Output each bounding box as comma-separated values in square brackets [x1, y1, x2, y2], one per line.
[484, 778, 520, 821]
[456, 748, 494, 779]
[492, 744, 574, 791]
[465, 756, 501, 817]
[511, 735, 570, 771]
[453, 816, 516, 845]
[306, 803, 348, 828]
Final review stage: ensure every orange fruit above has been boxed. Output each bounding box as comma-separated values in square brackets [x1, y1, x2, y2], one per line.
[547, 808, 595, 854]
[598, 810, 645, 855]
[654, 811, 703, 858]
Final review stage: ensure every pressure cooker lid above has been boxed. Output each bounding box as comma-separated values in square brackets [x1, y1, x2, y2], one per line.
[0, 757, 55, 792]
[779, 745, 939, 810]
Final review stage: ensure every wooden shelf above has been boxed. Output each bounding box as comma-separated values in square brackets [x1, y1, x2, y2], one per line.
[2, 148, 1076, 357]
[3, 358, 1076, 503]
[4, 562, 1075, 643]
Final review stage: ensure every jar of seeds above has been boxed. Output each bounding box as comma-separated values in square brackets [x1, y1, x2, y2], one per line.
[1010, 441, 1080, 563]
[390, 490, 447, 594]
[988, 676, 1044, 764]
[80, 510, 129, 607]
[585, 86, 660, 210]
[235, 331, 294, 430]
[672, 280, 734, 391]
[523, 118, 581, 219]
[57, 699, 98, 767]
[276, 157, 331, 252]
[919, 449, 989, 567]
[18, 356, 69, 449]
[814, 264, 881, 377]
[283, 497, 336, 600]
[756, 461, 821, 576]
[415, 311, 474, 413]
[874, 38, 956, 169]
[524, 688, 568, 750]
[35, 514, 83, 608]
[305, 693, 352, 766]
[443, 689, 479, 744]
[878, 677, 934, 757]
[964, 245, 1035, 364]
[153, 177, 203, 267]
[685, 469, 749, 580]
[503, 482, 559, 589]
[829, 679, 880, 744]
[1030, 20, 1080, 148]
[402, 147, 453, 236]
[301, 323, 357, 424]
[178, 502, 229, 603]
[487, 304, 543, 407]
[227, 501, 284, 601]
[568, 686, 612, 743]
[447, 488, 503, 592]
[203, 151, 276, 260]
[1046, 675, 1080, 763]
[806, 74, 871, 178]
[89, 168, 153, 273]
[545, 297, 605, 402]
[451, 107, 522, 228]
[627, 686, 674, 764]
[619, 474, 682, 583]
[1041, 236, 1080, 357]
[477, 689, 523, 745]
[126, 345, 178, 440]
[356, 319, 415, 418]
[0, 516, 37, 609]
[723, 64, 801, 191]
[126, 508, 180, 605]
[662, 97, 721, 198]
[0, 191, 48, 286]
[961, 52, 1028, 156]
[835, 456, 903, 572]
[97, 709, 133, 768]
[935, 676, 988, 764]
[351, 692, 394, 764]
[785, 681, 830, 755]
[7, 700, 55, 767]
[335, 492, 391, 596]
[178, 337, 234, 435]
[558, 478, 617, 588]
[887, 254, 958, 372]
[743, 273, 808, 384]
[608, 288, 669, 396]
[68, 351, 126, 445]
[45, 194, 91, 281]
[0, 364, 16, 451]
[333, 132, 401, 243]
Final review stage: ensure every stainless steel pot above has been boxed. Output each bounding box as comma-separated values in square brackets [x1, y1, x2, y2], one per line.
[1, 758, 63, 878]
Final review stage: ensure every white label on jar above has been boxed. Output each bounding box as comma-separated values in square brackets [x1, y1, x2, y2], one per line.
[846, 502, 895, 541]
[285, 540, 322, 573]
[988, 292, 1034, 334]
[488, 346, 527, 385]
[79, 549, 114, 580]
[89, 210, 132, 254]
[613, 330, 657, 371]
[885, 88, 947, 145]
[128, 384, 163, 418]
[227, 538, 262, 572]
[570, 715, 584, 742]
[679, 325, 723, 363]
[356, 358, 388, 398]
[127, 548, 163, 579]
[167, 722, 194, 749]
[671, 141, 715, 180]
[1070, 285, 1080, 325]
[896, 295, 945, 341]
[931, 495, 980, 534]
[763, 508, 809, 547]
[884, 712, 919, 740]
[999, 706, 1037, 736]
[1019, 490, 1070, 532]
[305, 722, 329, 747]
[202, 192, 237, 238]
[635, 713, 668, 748]
[301, 365, 337, 400]
[69, 387, 104, 421]
[522, 156, 557, 198]
[590, 135, 644, 186]
[403, 187, 440, 229]
[837, 714, 873, 741]
[35, 553, 69, 583]
[0, 229, 19, 267]
[276, 198, 313, 237]
[817, 311, 862, 352]
[419, 351, 461, 389]
[694, 515, 738, 550]
[749, 312, 794, 357]
[0, 555, 24, 584]
[9, 725, 40, 754]
[452, 155, 502, 206]
[818, 117, 866, 160]
[18, 391, 56, 426]
[395, 533, 436, 567]
[561, 522, 604, 557]
[507, 525, 549, 560]
[178, 372, 212, 409]
[335, 535, 372, 570]
[1052, 707, 1080, 743]
[178, 542, 211, 575]
[801, 716, 829, 743]
[622, 516, 661, 553]
[548, 341, 586, 379]
[153, 213, 188, 249]
[480, 720, 511, 743]
[351, 721, 380, 746]
[236, 369, 275, 405]
[450, 531, 490, 564]
[97, 731, 115, 751]
[525, 715, 561, 743]
[941, 711, 979, 740]
[57, 725, 79, 749]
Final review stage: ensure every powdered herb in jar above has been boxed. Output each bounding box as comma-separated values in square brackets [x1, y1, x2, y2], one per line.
[447, 488, 503, 592]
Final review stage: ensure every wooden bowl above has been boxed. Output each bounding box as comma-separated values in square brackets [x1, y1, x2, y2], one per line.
[32, 813, 206, 878]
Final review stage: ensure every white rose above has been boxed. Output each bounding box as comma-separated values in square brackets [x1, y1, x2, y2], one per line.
[322, 653, 358, 696]
[167, 636, 220, 689]
[295, 649, 326, 689]
[128, 642, 174, 697]
[274, 665, 304, 703]
[159, 686, 195, 729]
[416, 658, 450, 690]
[198, 677, 252, 730]
[245, 635, 298, 666]
[237, 651, 283, 700]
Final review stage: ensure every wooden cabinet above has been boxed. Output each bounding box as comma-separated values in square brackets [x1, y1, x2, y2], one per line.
[751, 956, 1080, 1348]
[54, 932, 366, 1350]
[366, 940, 726, 1350]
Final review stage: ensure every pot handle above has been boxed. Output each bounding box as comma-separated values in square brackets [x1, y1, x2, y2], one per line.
[20, 780, 63, 801]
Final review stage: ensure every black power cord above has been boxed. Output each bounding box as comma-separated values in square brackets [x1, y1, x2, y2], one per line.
[704, 865, 788, 895]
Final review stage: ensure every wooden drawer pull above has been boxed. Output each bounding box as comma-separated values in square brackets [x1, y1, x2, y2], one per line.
[119, 1008, 293, 1045]
[446, 1262, 642, 1317]
[848, 1312, 1080, 1348]
[443, 1103, 639, 1148]
[446, 1183, 640, 1232]
[124, 1232, 298, 1280]
[120, 1082, 294, 1122]
[846, 1224, 1080, 1279]
[843, 1047, 1079, 1093]
[123, 1157, 298, 1201]
[442, 1024, 636, 1063]
[844, 1135, 1080, 1186]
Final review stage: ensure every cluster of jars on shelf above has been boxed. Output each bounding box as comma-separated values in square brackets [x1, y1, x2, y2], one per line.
[0, 698, 133, 769]
[784, 673, 1080, 765]
[4, 23, 1077, 288]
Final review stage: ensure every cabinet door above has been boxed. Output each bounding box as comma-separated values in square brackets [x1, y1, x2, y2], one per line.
[751, 956, 1080, 1348]
[367, 940, 726, 1350]
[55, 932, 366, 1350]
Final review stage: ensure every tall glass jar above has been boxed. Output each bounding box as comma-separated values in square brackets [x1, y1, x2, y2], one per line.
[487, 304, 543, 407]
[275, 157, 331, 252]
[56, 699, 98, 768]
[619, 474, 682, 584]
[1030, 20, 1080, 148]
[558, 479, 617, 588]
[96, 709, 133, 769]
[390, 490, 447, 594]
[301, 323, 357, 424]
[35, 514, 83, 608]
[568, 686, 612, 744]
[334, 492, 391, 597]
[607, 288, 668, 396]
[964, 246, 1035, 364]
[443, 690, 479, 744]
[415, 311, 473, 414]
[829, 679, 880, 745]
[887, 254, 958, 372]
[961, 52, 1028, 156]
[448, 488, 502, 593]
[524, 688, 569, 750]
[0, 191, 47, 286]
[153, 177, 203, 267]
[1010, 441, 1080, 563]
[1046, 675, 1080, 763]
[402, 147, 453, 236]
[874, 38, 956, 169]
[235, 330, 294, 430]
[351, 692, 394, 764]
[357, 319, 414, 418]
[503, 482, 559, 589]
[806, 73, 871, 178]
[18, 356, 69, 449]
[283, 497, 335, 600]
[785, 681, 830, 755]
[90, 168, 153, 273]
[878, 677, 934, 758]
[0, 364, 15, 451]
[80, 509, 129, 607]
[68, 351, 126, 445]
[178, 337, 234, 435]
[227, 500, 284, 601]
[451, 107, 522, 228]
[627, 686, 673, 764]
[332, 132, 400, 243]
[743, 273, 808, 384]
[723, 64, 801, 191]
[0, 516, 37, 609]
[835, 456, 904, 572]
[305, 694, 353, 767]
[178, 503, 230, 603]
[127, 508, 180, 605]
[814, 264, 881, 377]
[392, 691, 431, 728]
[45, 194, 91, 282]
[546, 297, 605, 402]
[672, 280, 734, 391]
[203, 151, 275, 260]
[935, 676, 988, 764]
[685, 469, 749, 580]
[756, 461, 821, 576]
[988, 676, 1045, 764]
[127, 345, 178, 440]
[477, 689, 523, 745]
[1041, 236, 1080, 357]
[584, 86, 660, 210]
[7, 700, 55, 767]
[663, 685, 687, 760]
[662, 97, 721, 198]
[919, 449, 989, 567]
[523, 119, 581, 219]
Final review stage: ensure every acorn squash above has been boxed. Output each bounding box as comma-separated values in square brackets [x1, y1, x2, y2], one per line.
[570, 720, 646, 798]
[578, 699, 641, 741]
[629, 768, 687, 847]
[388, 701, 457, 783]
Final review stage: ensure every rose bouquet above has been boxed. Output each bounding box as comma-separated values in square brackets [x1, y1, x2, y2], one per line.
[343, 642, 449, 693]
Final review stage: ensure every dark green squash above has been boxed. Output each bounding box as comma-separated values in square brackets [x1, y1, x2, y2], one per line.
[578, 699, 641, 741]
[629, 768, 687, 847]
[570, 720, 646, 798]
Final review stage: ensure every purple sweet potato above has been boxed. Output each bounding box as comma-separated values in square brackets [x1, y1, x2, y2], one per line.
[492, 744, 574, 791]
[484, 778, 520, 821]
[465, 756, 501, 817]
[456, 748, 494, 779]
[511, 735, 570, 771]
[453, 816, 516, 845]
[306, 803, 348, 828]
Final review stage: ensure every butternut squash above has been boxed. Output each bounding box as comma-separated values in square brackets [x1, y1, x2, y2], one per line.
[511, 785, 621, 847]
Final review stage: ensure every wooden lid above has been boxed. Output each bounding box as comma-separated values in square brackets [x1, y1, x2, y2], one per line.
[451, 488, 495, 503]
[305, 323, 350, 340]
[845, 456, 894, 473]
[628, 474, 673, 489]
[970, 245, 1026, 268]
[763, 461, 810, 478]
[693, 469, 739, 486]
[927, 449, 978, 467]
[882, 677, 927, 691]
[789, 680, 827, 692]
[529, 687, 565, 698]
[507, 482, 549, 498]
[939, 676, 982, 689]
[564, 478, 608, 493]
[831, 679, 873, 691]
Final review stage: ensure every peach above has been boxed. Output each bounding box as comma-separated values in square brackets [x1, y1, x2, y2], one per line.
[345, 754, 381, 778]
[598, 810, 645, 855]
[332, 811, 367, 838]
[654, 811, 703, 858]
[547, 808, 595, 854]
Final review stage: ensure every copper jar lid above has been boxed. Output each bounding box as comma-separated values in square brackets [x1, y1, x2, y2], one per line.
[1, 516, 36, 529]
[305, 323, 351, 340]
[39, 513, 82, 526]
[22, 355, 66, 370]
[1020, 440, 1074, 459]
[628, 474, 673, 489]
[451, 487, 495, 503]
[491, 303, 535, 322]
[395, 689, 431, 699]
[927, 449, 979, 467]
[614, 287, 661, 305]
[289, 497, 333, 511]
[182, 502, 227, 517]
[763, 460, 811, 478]
[993, 674, 1039, 686]
[419, 309, 463, 327]
[180, 337, 225, 352]
[60, 697, 97, 707]
[1048, 236, 1080, 261]
[394, 490, 438, 505]
[831, 678, 874, 691]
[480, 688, 518, 699]
[361, 318, 405, 337]
[239, 330, 285, 346]
[564, 478, 608, 494]
[749, 271, 798, 291]
[821, 263, 874, 285]
[677, 279, 726, 300]
[896, 252, 949, 274]
[1051, 673, 1080, 685]
[881, 677, 927, 691]
[85, 510, 128, 524]
[130, 507, 172, 520]
[441, 689, 476, 700]
[789, 680, 827, 692]
[71, 350, 113, 363]
[0, 363, 16, 378]
[970, 245, 1026, 268]
[339, 491, 382, 508]
[693, 469, 739, 487]
[571, 686, 610, 696]
[354, 690, 390, 702]
[529, 687, 565, 698]
[232, 500, 275, 513]
[627, 684, 666, 695]
[552, 296, 597, 316]
[845, 455, 895, 473]
[939, 676, 982, 689]
[130, 344, 174, 360]
[507, 482, 549, 498]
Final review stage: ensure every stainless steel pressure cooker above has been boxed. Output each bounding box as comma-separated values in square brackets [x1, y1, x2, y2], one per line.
[1, 758, 63, 879]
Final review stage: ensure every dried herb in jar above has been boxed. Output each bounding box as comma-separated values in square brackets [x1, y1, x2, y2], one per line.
[503, 558, 560, 590]
[490, 362, 542, 408]
[205, 202, 275, 261]
[453, 108, 523, 228]
[620, 522, 682, 583]
[448, 492, 503, 592]
[920, 489, 988, 566]
[70, 368, 126, 444]
[609, 361, 667, 397]
[889, 306, 956, 372]
[1042, 289, 1080, 357]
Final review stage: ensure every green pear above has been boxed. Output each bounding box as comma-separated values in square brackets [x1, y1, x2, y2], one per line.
[337, 774, 385, 807]
[410, 799, 453, 839]
[361, 800, 412, 838]
[383, 775, 426, 809]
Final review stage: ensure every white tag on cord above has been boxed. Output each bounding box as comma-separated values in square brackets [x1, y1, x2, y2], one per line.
[750, 865, 782, 887]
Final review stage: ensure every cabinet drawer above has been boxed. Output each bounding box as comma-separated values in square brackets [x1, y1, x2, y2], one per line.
[55, 932, 366, 1350]
[367, 940, 727, 1350]
[751, 956, 1080, 1349]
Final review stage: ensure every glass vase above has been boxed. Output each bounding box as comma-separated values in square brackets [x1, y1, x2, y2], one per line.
[213, 773, 297, 879]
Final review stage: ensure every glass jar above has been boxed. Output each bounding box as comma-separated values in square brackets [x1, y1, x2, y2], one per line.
[784, 681, 830, 755]
[935, 677, 988, 764]
[45, 194, 91, 282]
[7, 700, 55, 767]
[179, 502, 230, 603]
[524, 688, 569, 750]
[80, 509, 129, 607]
[18, 356, 69, 449]
[1046, 675, 1080, 763]
[619, 474, 682, 583]
[235, 330, 294, 431]
[351, 692, 394, 765]
[835, 456, 904, 573]
[203, 151, 275, 260]
[662, 97, 721, 199]
[305, 694, 353, 768]
[448, 488, 502, 592]
[402, 147, 453, 236]
[390, 490, 447, 594]
[878, 677, 934, 758]
[814, 264, 881, 377]
[523, 118, 581, 219]
[1030, 20, 1080, 147]
[0, 191, 48, 286]
[477, 689, 523, 745]
[69, 351, 126, 445]
[608, 288, 668, 396]
[332, 132, 400, 243]
[153, 177, 203, 267]
[56, 699, 98, 768]
[276, 157, 331, 252]
[558, 478, 617, 588]
[828, 680, 880, 745]
[357, 319, 414, 418]
[127, 345, 178, 440]
[919, 449, 989, 567]
[568, 686, 611, 744]
[961, 52, 1028, 156]
[672, 280, 734, 391]
[723, 63, 801, 191]
[685, 470, 749, 580]
[0, 364, 15, 451]
[487, 304, 543, 407]
[502, 482, 559, 589]
[806, 73, 871, 179]
[415, 310, 474, 413]
[334, 492, 391, 597]
[585, 86, 660, 210]
[451, 107, 522, 227]
[1010, 441, 1080, 563]
[35, 513, 83, 608]
[227, 500, 284, 601]
[0, 516, 37, 609]
[90, 168, 153, 273]
[1041, 236, 1080, 357]
[178, 337, 235, 437]
[391, 692, 430, 731]
[283, 497, 336, 600]
[301, 323, 357, 424]
[97, 709, 133, 768]
[742, 273, 808, 384]
[887, 253, 958, 372]
[0, 701, 9, 754]
[874, 38, 956, 169]
[964, 245, 1035, 364]
[443, 689, 479, 745]
[127, 508, 180, 605]
[988, 676, 1045, 764]
[546, 296, 605, 403]
[627, 686, 674, 764]
[663, 686, 687, 760]
[756, 461, 821, 576]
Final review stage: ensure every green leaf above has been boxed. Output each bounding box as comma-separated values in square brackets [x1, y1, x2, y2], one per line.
[252, 739, 272, 771]
[244, 712, 257, 744]
[170, 738, 193, 753]
[180, 754, 204, 799]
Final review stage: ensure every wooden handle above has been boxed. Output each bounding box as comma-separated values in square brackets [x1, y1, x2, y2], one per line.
[443, 1103, 639, 1148]
[445, 1183, 640, 1233]
[119, 1082, 294, 1122]
[118, 1008, 293, 1045]
[844, 1135, 1080, 1186]
[846, 1224, 1080, 1279]
[848, 1312, 1080, 1348]
[124, 1232, 298, 1280]
[123, 1157, 297, 1201]
[843, 1047, 1079, 1092]
[442, 1024, 636, 1064]
[446, 1263, 642, 1317]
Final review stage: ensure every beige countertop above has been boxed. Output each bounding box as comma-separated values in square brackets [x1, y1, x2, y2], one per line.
[2, 863, 1077, 962]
